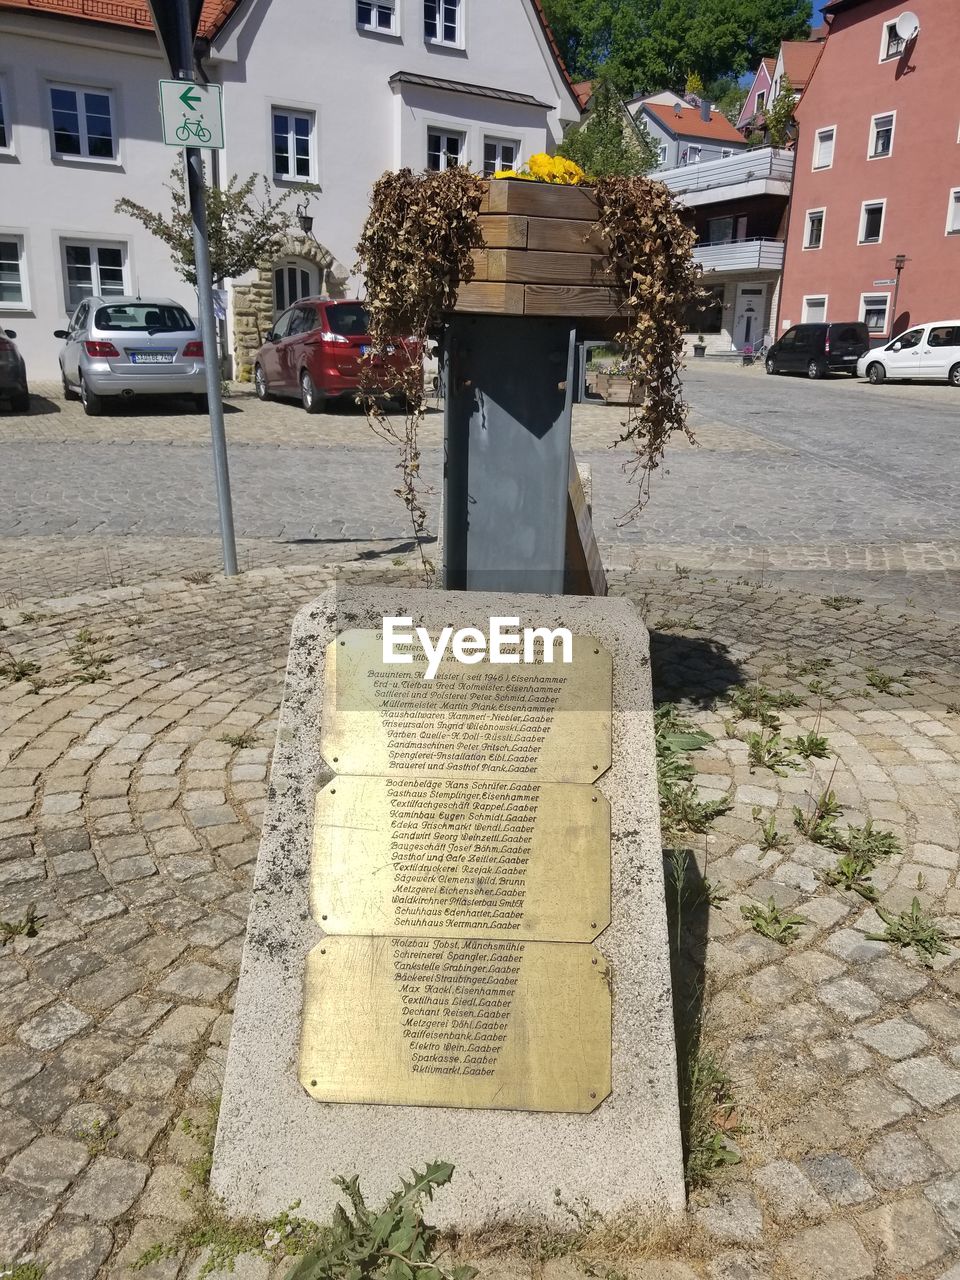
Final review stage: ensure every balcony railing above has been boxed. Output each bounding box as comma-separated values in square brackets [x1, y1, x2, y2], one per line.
[693, 238, 785, 272]
[657, 147, 794, 195]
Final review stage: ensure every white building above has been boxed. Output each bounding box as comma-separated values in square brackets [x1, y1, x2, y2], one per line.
[0, 0, 582, 376]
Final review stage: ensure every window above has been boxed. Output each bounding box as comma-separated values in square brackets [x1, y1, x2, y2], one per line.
[755, 90, 766, 113]
[946, 189, 960, 236]
[424, 0, 461, 44]
[483, 137, 518, 177]
[427, 129, 463, 170]
[860, 293, 890, 333]
[802, 296, 827, 324]
[721, 147, 733, 158]
[858, 200, 885, 244]
[62, 242, 125, 308]
[683, 284, 724, 334]
[813, 126, 835, 170]
[686, 144, 701, 164]
[881, 21, 905, 61]
[272, 110, 314, 181]
[273, 260, 315, 314]
[357, 0, 396, 32]
[0, 237, 26, 306]
[929, 326, 960, 348]
[804, 209, 825, 250]
[657, 143, 668, 165]
[705, 214, 747, 245]
[49, 84, 114, 160]
[0, 77, 9, 151]
[892, 327, 923, 350]
[869, 112, 895, 158]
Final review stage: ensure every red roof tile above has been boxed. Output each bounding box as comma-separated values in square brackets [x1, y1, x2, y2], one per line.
[643, 101, 744, 144]
[571, 80, 594, 108]
[0, 0, 238, 38]
[780, 39, 823, 89]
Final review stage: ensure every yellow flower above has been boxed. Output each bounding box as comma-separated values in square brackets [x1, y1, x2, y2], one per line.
[489, 152, 589, 184]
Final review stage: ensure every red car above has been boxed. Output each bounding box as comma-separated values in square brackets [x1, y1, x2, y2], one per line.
[252, 297, 417, 413]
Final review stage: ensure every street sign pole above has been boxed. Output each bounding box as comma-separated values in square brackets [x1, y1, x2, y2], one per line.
[149, 0, 237, 577]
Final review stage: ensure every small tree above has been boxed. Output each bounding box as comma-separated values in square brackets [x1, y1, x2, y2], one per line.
[764, 76, 797, 148]
[115, 164, 301, 286]
[558, 79, 659, 177]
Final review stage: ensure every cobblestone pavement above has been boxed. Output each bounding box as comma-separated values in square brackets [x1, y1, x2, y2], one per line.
[0, 563, 959, 1277]
[3, 364, 960, 612]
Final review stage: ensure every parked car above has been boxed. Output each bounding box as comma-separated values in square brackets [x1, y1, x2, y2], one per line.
[765, 322, 870, 379]
[253, 298, 418, 413]
[55, 296, 207, 416]
[0, 328, 30, 412]
[857, 321, 960, 386]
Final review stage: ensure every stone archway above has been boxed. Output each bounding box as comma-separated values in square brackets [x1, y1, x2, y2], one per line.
[231, 231, 347, 379]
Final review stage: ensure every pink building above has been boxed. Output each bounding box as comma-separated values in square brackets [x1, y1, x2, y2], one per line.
[779, 0, 960, 340]
[736, 58, 775, 132]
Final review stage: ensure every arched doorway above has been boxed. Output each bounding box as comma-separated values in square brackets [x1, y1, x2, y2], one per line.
[273, 256, 320, 314]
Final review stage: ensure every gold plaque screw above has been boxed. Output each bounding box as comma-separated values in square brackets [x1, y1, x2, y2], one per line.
[590, 1091, 597, 1099]
[590, 922, 597, 929]
[591, 957, 598, 966]
[321, 914, 328, 921]
[311, 1079, 318, 1086]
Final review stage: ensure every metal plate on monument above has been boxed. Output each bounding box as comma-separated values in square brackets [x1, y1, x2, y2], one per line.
[312, 776, 609, 941]
[321, 629, 612, 783]
[299, 935, 611, 1112]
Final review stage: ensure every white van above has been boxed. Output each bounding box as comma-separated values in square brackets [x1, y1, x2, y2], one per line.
[858, 321, 960, 386]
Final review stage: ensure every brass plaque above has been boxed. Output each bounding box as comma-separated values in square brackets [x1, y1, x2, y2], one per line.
[312, 776, 609, 941]
[300, 935, 611, 1112]
[321, 630, 612, 783]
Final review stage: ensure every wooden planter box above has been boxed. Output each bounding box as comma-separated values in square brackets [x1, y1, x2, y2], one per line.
[592, 372, 644, 406]
[454, 180, 626, 320]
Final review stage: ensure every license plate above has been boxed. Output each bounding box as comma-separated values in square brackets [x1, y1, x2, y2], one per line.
[843, 355, 856, 361]
[130, 351, 175, 364]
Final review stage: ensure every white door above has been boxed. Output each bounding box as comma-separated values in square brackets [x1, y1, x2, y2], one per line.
[920, 324, 960, 381]
[882, 326, 924, 379]
[732, 285, 766, 351]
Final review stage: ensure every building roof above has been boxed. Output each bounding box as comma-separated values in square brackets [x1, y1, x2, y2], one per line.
[779, 39, 824, 89]
[571, 80, 594, 108]
[642, 101, 744, 144]
[761, 57, 776, 76]
[389, 71, 551, 110]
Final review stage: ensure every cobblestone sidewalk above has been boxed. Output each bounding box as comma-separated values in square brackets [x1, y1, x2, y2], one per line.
[0, 565, 958, 1278]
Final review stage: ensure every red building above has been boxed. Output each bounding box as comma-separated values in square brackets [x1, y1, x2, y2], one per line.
[778, 0, 960, 342]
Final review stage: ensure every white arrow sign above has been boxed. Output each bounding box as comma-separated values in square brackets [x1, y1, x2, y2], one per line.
[159, 79, 224, 149]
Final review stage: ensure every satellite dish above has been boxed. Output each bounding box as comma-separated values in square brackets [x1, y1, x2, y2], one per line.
[895, 10, 920, 40]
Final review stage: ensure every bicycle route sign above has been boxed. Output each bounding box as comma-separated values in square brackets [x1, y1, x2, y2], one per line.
[158, 79, 224, 150]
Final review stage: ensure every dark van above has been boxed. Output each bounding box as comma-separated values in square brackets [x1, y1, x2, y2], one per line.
[765, 322, 870, 379]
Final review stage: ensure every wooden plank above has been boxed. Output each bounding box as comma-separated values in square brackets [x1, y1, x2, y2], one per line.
[565, 453, 607, 598]
[469, 249, 489, 282]
[480, 180, 599, 221]
[476, 249, 611, 285]
[478, 214, 528, 249]
[527, 217, 607, 254]
[523, 284, 626, 318]
[454, 282, 525, 315]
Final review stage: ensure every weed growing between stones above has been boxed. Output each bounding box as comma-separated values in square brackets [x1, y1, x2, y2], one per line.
[220, 728, 258, 749]
[727, 682, 802, 729]
[751, 807, 790, 852]
[68, 627, 115, 684]
[790, 729, 830, 760]
[0, 643, 40, 685]
[0, 903, 45, 946]
[792, 786, 843, 842]
[820, 595, 863, 610]
[0, 1263, 45, 1279]
[746, 729, 802, 776]
[867, 897, 951, 967]
[740, 898, 806, 944]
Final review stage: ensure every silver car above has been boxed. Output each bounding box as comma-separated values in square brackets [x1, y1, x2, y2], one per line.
[55, 295, 207, 415]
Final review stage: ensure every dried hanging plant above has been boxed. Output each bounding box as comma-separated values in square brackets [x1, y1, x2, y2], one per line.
[592, 175, 701, 521]
[355, 167, 486, 578]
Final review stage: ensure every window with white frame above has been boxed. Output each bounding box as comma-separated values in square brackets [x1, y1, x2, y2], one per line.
[272, 109, 314, 181]
[356, 0, 396, 33]
[881, 21, 905, 61]
[858, 200, 885, 244]
[869, 112, 894, 158]
[861, 293, 889, 333]
[755, 89, 766, 113]
[681, 144, 701, 165]
[657, 143, 668, 165]
[424, 0, 461, 44]
[946, 189, 960, 235]
[483, 137, 518, 177]
[49, 84, 115, 159]
[427, 129, 463, 170]
[802, 296, 828, 324]
[0, 237, 26, 306]
[0, 77, 9, 151]
[62, 241, 126, 309]
[804, 209, 825, 249]
[813, 126, 835, 169]
[721, 147, 733, 158]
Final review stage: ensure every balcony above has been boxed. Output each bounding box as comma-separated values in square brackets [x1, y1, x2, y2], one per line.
[656, 147, 794, 207]
[694, 237, 785, 273]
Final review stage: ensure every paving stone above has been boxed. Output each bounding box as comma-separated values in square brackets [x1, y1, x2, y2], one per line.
[138, 1162, 194, 1222]
[58, 1101, 114, 1141]
[862, 1130, 943, 1189]
[124, 934, 189, 973]
[777, 1220, 873, 1280]
[889, 1056, 960, 1109]
[917, 1111, 960, 1170]
[36, 1219, 114, 1280]
[112, 1101, 174, 1160]
[0, 1108, 38, 1159]
[859, 956, 930, 1001]
[0, 1182, 58, 1256]
[707, 1253, 772, 1280]
[858, 1196, 953, 1271]
[69, 962, 144, 1011]
[34, 942, 103, 988]
[102, 994, 173, 1037]
[110, 855, 158, 883]
[64, 1155, 150, 1221]
[103, 1043, 192, 1098]
[753, 1160, 828, 1223]
[109, 1216, 184, 1278]
[18, 1000, 92, 1049]
[853, 1017, 932, 1061]
[694, 1191, 764, 1244]
[800, 1154, 875, 1206]
[156, 960, 231, 1001]
[925, 1171, 960, 1233]
[0, 1044, 42, 1095]
[816, 976, 881, 1021]
[809, 1038, 874, 1078]
[4, 1133, 91, 1194]
[149, 1004, 218, 1047]
[187, 1254, 272, 1280]
[824, 929, 889, 963]
[910, 998, 960, 1041]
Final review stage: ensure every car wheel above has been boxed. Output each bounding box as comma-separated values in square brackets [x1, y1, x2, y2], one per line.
[807, 359, 824, 380]
[11, 389, 30, 413]
[949, 363, 960, 389]
[867, 362, 886, 385]
[300, 369, 324, 414]
[254, 364, 270, 401]
[194, 394, 209, 414]
[765, 356, 776, 375]
[61, 371, 79, 401]
[80, 378, 103, 416]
